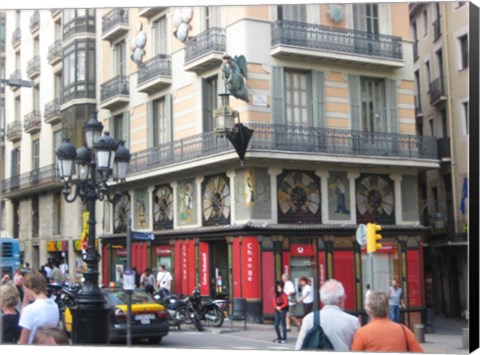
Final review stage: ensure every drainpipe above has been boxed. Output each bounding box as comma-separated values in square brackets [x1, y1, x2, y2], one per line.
[440, 3, 458, 236]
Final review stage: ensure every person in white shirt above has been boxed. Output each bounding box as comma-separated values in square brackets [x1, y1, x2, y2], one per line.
[295, 279, 360, 351]
[18, 270, 60, 344]
[282, 273, 301, 331]
[156, 265, 173, 297]
[297, 277, 314, 316]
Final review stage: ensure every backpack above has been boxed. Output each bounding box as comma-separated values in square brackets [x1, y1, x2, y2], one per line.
[300, 310, 334, 351]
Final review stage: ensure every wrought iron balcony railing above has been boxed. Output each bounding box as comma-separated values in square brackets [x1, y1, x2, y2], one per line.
[24, 110, 42, 133]
[128, 123, 438, 175]
[184, 27, 226, 64]
[102, 8, 129, 39]
[433, 17, 441, 42]
[429, 76, 446, 105]
[1, 164, 60, 194]
[44, 98, 62, 124]
[27, 56, 41, 78]
[63, 14, 96, 41]
[30, 10, 40, 33]
[100, 75, 129, 103]
[6, 120, 22, 142]
[11, 27, 21, 48]
[271, 20, 403, 61]
[48, 39, 62, 65]
[137, 54, 172, 86]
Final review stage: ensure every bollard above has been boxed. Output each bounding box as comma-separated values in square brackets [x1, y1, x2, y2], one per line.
[414, 324, 425, 343]
[462, 328, 469, 349]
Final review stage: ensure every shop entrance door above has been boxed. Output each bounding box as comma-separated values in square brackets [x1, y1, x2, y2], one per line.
[290, 256, 314, 317]
[210, 240, 229, 299]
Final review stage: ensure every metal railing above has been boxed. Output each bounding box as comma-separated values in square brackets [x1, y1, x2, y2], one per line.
[24, 110, 42, 132]
[271, 20, 403, 61]
[48, 40, 62, 64]
[6, 120, 22, 141]
[63, 15, 96, 41]
[128, 123, 438, 175]
[1, 164, 60, 194]
[184, 27, 226, 64]
[11, 27, 21, 48]
[30, 10, 40, 32]
[137, 54, 171, 86]
[27, 56, 41, 77]
[102, 8, 128, 35]
[100, 75, 129, 102]
[44, 98, 62, 123]
[429, 76, 445, 105]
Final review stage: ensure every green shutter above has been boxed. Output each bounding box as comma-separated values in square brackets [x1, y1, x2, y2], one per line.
[165, 94, 172, 143]
[146, 100, 153, 148]
[386, 79, 398, 133]
[312, 70, 325, 128]
[349, 75, 361, 131]
[271, 66, 285, 124]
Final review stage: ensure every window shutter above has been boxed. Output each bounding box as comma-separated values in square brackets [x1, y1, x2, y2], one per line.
[147, 100, 154, 148]
[123, 111, 130, 148]
[271, 66, 285, 124]
[312, 70, 325, 128]
[349, 75, 361, 130]
[165, 94, 172, 143]
[385, 79, 398, 133]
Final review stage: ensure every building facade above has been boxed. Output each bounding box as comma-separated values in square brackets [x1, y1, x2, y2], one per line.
[410, 1, 469, 318]
[1, 4, 440, 326]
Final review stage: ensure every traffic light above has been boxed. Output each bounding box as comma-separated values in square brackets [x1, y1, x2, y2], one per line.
[366, 222, 382, 253]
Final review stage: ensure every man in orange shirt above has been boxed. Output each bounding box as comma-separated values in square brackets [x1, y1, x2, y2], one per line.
[352, 291, 424, 352]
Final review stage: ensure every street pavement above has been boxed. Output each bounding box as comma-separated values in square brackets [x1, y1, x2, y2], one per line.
[211, 315, 472, 354]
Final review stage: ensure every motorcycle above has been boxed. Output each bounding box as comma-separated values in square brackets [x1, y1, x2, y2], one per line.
[153, 292, 188, 330]
[187, 287, 224, 328]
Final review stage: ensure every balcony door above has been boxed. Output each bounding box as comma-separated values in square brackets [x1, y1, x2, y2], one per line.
[114, 40, 127, 76]
[277, 4, 306, 21]
[152, 16, 167, 56]
[353, 4, 379, 55]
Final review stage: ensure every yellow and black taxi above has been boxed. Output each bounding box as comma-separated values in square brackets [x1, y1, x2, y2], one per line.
[64, 287, 169, 344]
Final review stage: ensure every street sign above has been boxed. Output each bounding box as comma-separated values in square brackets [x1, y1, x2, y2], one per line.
[131, 231, 154, 241]
[356, 224, 367, 246]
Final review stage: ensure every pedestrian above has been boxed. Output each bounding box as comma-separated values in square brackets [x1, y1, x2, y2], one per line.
[351, 290, 423, 352]
[1, 273, 10, 285]
[59, 259, 69, 279]
[156, 265, 173, 298]
[140, 268, 156, 291]
[272, 281, 289, 343]
[387, 279, 405, 323]
[51, 263, 63, 284]
[365, 284, 371, 299]
[33, 326, 70, 345]
[132, 267, 141, 288]
[281, 273, 301, 331]
[0, 284, 22, 344]
[18, 270, 60, 344]
[44, 263, 52, 283]
[13, 270, 24, 305]
[296, 277, 314, 317]
[295, 279, 360, 351]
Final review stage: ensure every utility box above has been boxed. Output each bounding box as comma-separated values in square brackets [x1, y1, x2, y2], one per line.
[414, 324, 425, 343]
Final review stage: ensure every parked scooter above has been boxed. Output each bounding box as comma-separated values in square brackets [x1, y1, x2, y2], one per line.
[153, 292, 188, 330]
[188, 286, 224, 327]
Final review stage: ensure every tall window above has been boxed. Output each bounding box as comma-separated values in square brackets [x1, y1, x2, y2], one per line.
[63, 39, 95, 102]
[34, 37, 40, 56]
[353, 4, 379, 34]
[152, 97, 167, 146]
[202, 76, 218, 132]
[33, 85, 40, 111]
[32, 196, 39, 238]
[360, 78, 386, 132]
[423, 9, 428, 36]
[277, 4, 307, 21]
[459, 34, 468, 69]
[425, 60, 431, 89]
[112, 114, 124, 141]
[54, 192, 62, 235]
[54, 72, 62, 100]
[462, 101, 469, 135]
[53, 130, 62, 169]
[11, 148, 20, 177]
[114, 40, 126, 76]
[109, 111, 129, 147]
[285, 70, 310, 126]
[152, 17, 167, 55]
[32, 139, 40, 182]
[414, 70, 421, 112]
[14, 97, 21, 121]
[205, 6, 221, 29]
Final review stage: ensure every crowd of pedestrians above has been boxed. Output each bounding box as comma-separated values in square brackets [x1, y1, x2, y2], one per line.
[272, 275, 423, 353]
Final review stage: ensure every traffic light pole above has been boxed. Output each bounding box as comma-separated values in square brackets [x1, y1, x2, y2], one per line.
[369, 252, 375, 290]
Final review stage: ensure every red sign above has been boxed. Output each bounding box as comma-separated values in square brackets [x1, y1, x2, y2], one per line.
[200, 243, 210, 296]
[241, 237, 260, 299]
[154, 246, 171, 256]
[115, 248, 127, 257]
[291, 244, 315, 257]
[181, 241, 189, 292]
[82, 240, 88, 250]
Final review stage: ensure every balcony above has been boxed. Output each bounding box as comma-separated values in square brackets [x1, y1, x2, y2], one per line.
[44, 98, 62, 125]
[184, 27, 226, 73]
[137, 54, 172, 94]
[127, 123, 438, 176]
[48, 40, 62, 66]
[1, 164, 61, 197]
[271, 20, 404, 70]
[100, 75, 129, 110]
[138, 7, 167, 18]
[63, 15, 96, 42]
[102, 8, 129, 42]
[30, 10, 40, 34]
[9, 69, 21, 92]
[437, 137, 450, 160]
[27, 56, 41, 79]
[433, 17, 441, 42]
[11, 27, 21, 49]
[429, 76, 447, 106]
[6, 121, 22, 142]
[24, 110, 42, 134]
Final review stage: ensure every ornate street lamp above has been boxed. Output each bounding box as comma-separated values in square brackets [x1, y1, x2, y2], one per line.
[56, 111, 130, 344]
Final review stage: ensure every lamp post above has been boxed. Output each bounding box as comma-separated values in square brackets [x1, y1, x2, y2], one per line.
[56, 111, 130, 344]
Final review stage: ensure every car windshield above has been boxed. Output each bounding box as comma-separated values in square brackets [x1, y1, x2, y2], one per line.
[107, 290, 156, 306]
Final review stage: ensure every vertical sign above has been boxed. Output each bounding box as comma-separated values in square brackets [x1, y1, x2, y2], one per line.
[181, 241, 189, 293]
[242, 236, 260, 299]
[199, 242, 210, 296]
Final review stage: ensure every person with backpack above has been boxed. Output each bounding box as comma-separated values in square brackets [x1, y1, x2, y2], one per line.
[295, 279, 360, 351]
[272, 281, 289, 343]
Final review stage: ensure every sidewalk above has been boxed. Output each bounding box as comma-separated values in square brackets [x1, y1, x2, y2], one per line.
[220, 315, 471, 353]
